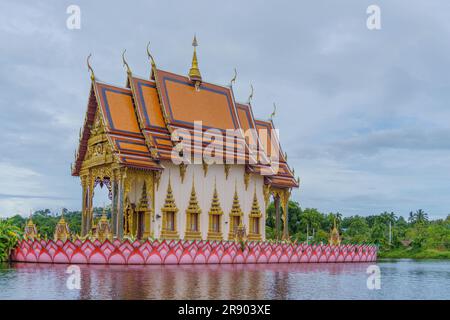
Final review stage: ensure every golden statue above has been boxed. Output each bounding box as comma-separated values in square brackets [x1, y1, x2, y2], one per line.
[123, 198, 134, 237]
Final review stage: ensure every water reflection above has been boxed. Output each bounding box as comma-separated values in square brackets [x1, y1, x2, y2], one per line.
[1, 260, 450, 300]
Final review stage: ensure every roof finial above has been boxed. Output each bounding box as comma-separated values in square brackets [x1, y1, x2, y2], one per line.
[269, 102, 277, 121]
[122, 49, 132, 76]
[229, 68, 237, 87]
[188, 34, 202, 85]
[146, 42, 156, 68]
[247, 84, 254, 104]
[86, 54, 95, 81]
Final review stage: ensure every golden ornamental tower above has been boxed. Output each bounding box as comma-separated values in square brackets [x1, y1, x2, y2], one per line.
[24, 216, 38, 240]
[329, 219, 341, 246]
[95, 207, 112, 242]
[188, 35, 202, 88]
[54, 211, 70, 242]
[185, 176, 202, 240]
[207, 179, 224, 240]
[161, 176, 179, 239]
[248, 185, 262, 241]
[229, 182, 244, 240]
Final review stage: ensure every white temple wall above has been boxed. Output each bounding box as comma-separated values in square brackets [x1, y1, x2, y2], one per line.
[153, 161, 266, 240]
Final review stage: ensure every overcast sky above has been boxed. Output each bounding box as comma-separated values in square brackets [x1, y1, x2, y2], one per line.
[1, 0, 450, 219]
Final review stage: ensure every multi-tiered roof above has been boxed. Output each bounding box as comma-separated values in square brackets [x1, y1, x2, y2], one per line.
[72, 39, 299, 189]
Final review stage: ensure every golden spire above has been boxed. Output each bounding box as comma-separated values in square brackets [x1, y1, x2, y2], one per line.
[230, 181, 243, 217]
[208, 178, 223, 215]
[186, 175, 201, 215]
[161, 176, 178, 213]
[59, 210, 66, 224]
[100, 204, 108, 222]
[138, 182, 149, 210]
[188, 35, 202, 84]
[329, 218, 341, 246]
[250, 184, 261, 216]
[27, 211, 34, 226]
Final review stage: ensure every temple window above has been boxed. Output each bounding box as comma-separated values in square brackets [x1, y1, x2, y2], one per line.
[231, 216, 241, 233]
[211, 215, 220, 233]
[251, 217, 260, 234]
[167, 212, 175, 231]
[190, 213, 199, 232]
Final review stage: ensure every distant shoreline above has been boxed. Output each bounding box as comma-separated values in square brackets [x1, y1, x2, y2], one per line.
[378, 248, 450, 260]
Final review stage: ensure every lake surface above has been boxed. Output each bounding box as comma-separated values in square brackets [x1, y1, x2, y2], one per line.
[0, 260, 449, 299]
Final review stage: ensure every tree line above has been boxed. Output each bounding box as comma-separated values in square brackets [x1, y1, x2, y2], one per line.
[266, 201, 450, 254]
[3, 202, 450, 256]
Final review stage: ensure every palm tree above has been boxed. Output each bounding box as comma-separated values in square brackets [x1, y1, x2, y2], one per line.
[414, 209, 428, 224]
[335, 212, 343, 225]
[408, 211, 415, 223]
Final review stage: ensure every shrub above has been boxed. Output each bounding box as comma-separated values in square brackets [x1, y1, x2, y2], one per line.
[0, 219, 22, 262]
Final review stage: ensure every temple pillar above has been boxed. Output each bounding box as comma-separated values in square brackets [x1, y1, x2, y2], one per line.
[274, 195, 280, 240]
[142, 176, 154, 239]
[117, 171, 126, 239]
[111, 176, 118, 237]
[86, 175, 95, 234]
[81, 173, 94, 236]
[81, 175, 88, 236]
[281, 189, 290, 240]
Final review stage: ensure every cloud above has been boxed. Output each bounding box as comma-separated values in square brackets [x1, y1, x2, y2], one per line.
[1, 1, 450, 219]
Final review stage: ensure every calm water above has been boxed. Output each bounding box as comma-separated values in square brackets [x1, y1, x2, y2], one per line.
[0, 260, 449, 299]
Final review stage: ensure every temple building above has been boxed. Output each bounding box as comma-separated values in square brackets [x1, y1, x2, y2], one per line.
[72, 37, 299, 241]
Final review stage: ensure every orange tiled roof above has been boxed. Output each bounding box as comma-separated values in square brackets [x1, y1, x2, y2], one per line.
[72, 82, 162, 175]
[72, 64, 298, 188]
